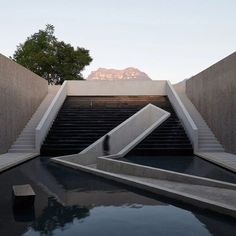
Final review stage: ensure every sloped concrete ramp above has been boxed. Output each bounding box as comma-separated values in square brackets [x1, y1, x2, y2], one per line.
[52, 158, 236, 218]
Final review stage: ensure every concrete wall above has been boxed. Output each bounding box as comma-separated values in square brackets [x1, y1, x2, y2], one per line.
[67, 80, 167, 95]
[186, 52, 236, 154]
[0, 54, 48, 154]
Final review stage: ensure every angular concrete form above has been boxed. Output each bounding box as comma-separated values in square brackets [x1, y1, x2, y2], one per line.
[52, 156, 236, 218]
[0, 153, 38, 173]
[78, 104, 170, 164]
[54, 104, 170, 166]
[12, 184, 35, 208]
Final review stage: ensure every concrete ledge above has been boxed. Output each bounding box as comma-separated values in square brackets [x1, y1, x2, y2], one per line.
[0, 153, 38, 173]
[67, 80, 167, 96]
[52, 157, 236, 218]
[97, 156, 236, 190]
[196, 152, 236, 173]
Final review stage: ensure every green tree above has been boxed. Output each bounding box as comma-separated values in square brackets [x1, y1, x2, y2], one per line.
[12, 24, 92, 84]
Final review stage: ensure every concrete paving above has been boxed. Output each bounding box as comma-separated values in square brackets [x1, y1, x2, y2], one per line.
[197, 152, 236, 173]
[0, 153, 38, 173]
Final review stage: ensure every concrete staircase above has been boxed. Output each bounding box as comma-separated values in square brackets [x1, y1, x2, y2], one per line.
[8, 86, 60, 153]
[41, 96, 141, 156]
[176, 91, 224, 152]
[41, 96, 193, 156]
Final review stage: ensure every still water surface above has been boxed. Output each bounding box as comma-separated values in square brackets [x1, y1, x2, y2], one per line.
[0, 157, 235, 236]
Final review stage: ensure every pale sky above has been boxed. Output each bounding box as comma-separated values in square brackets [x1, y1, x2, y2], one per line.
[1, 0, 236, 83]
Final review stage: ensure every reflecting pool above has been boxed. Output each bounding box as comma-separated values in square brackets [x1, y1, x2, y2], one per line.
[0, 157, 235, 236]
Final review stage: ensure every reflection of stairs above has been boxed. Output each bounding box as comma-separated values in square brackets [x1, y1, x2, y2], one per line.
[177, 92, 224, 152]
[8, 87, 59, 153]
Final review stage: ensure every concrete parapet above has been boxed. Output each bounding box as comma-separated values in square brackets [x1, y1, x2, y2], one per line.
[97, 157, 236, 190]
[52, 157, 236, 218]
[67, 80, 167, 96]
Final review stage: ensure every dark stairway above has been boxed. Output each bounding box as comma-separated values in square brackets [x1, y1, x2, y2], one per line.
[41, 96, 193, 156]
[125, 98, 193, 156]
[127, 116, 193, 156]
[41, 97, 140, 156]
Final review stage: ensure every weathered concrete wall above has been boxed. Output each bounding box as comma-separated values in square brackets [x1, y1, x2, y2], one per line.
[186, 52, 236, 154]
[0, 54, 48, 154]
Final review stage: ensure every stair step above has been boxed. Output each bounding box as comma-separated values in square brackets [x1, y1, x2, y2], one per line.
[198, 148, 224, 152]
[8, 149, 36, 153]
[43, 141, 97, 145]
[199, 141, 221, 145]
[137, 144, 192, 148]
[11, 144, 35, 148]
[18, 133, 35, 137]
[52, 123, 123, 127]
[48, 131, 110, 135]
[130, 147, 193, 155]
[15, 142, 34, 145]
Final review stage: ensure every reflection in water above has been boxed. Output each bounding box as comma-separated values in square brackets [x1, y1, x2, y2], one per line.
[123, 155, 236, 184]
[13, 207, 35, 222]
[29, 197, 89, 235]
[23, 203, 236, 236]
[24, 204, 212, 236]
[0, 157, 235, 236]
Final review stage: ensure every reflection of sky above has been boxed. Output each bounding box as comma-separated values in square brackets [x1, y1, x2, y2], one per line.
[1, 0, 236, 83]
[24, 205, 211, 236]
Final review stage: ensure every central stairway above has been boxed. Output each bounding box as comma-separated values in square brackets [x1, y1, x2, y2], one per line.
[41, 96, 193, 156]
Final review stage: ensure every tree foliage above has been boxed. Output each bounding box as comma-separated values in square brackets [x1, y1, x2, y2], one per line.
[13, 24, 92, 84]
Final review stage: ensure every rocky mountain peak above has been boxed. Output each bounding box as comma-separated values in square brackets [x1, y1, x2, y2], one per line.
[86, 67, 151, 80]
